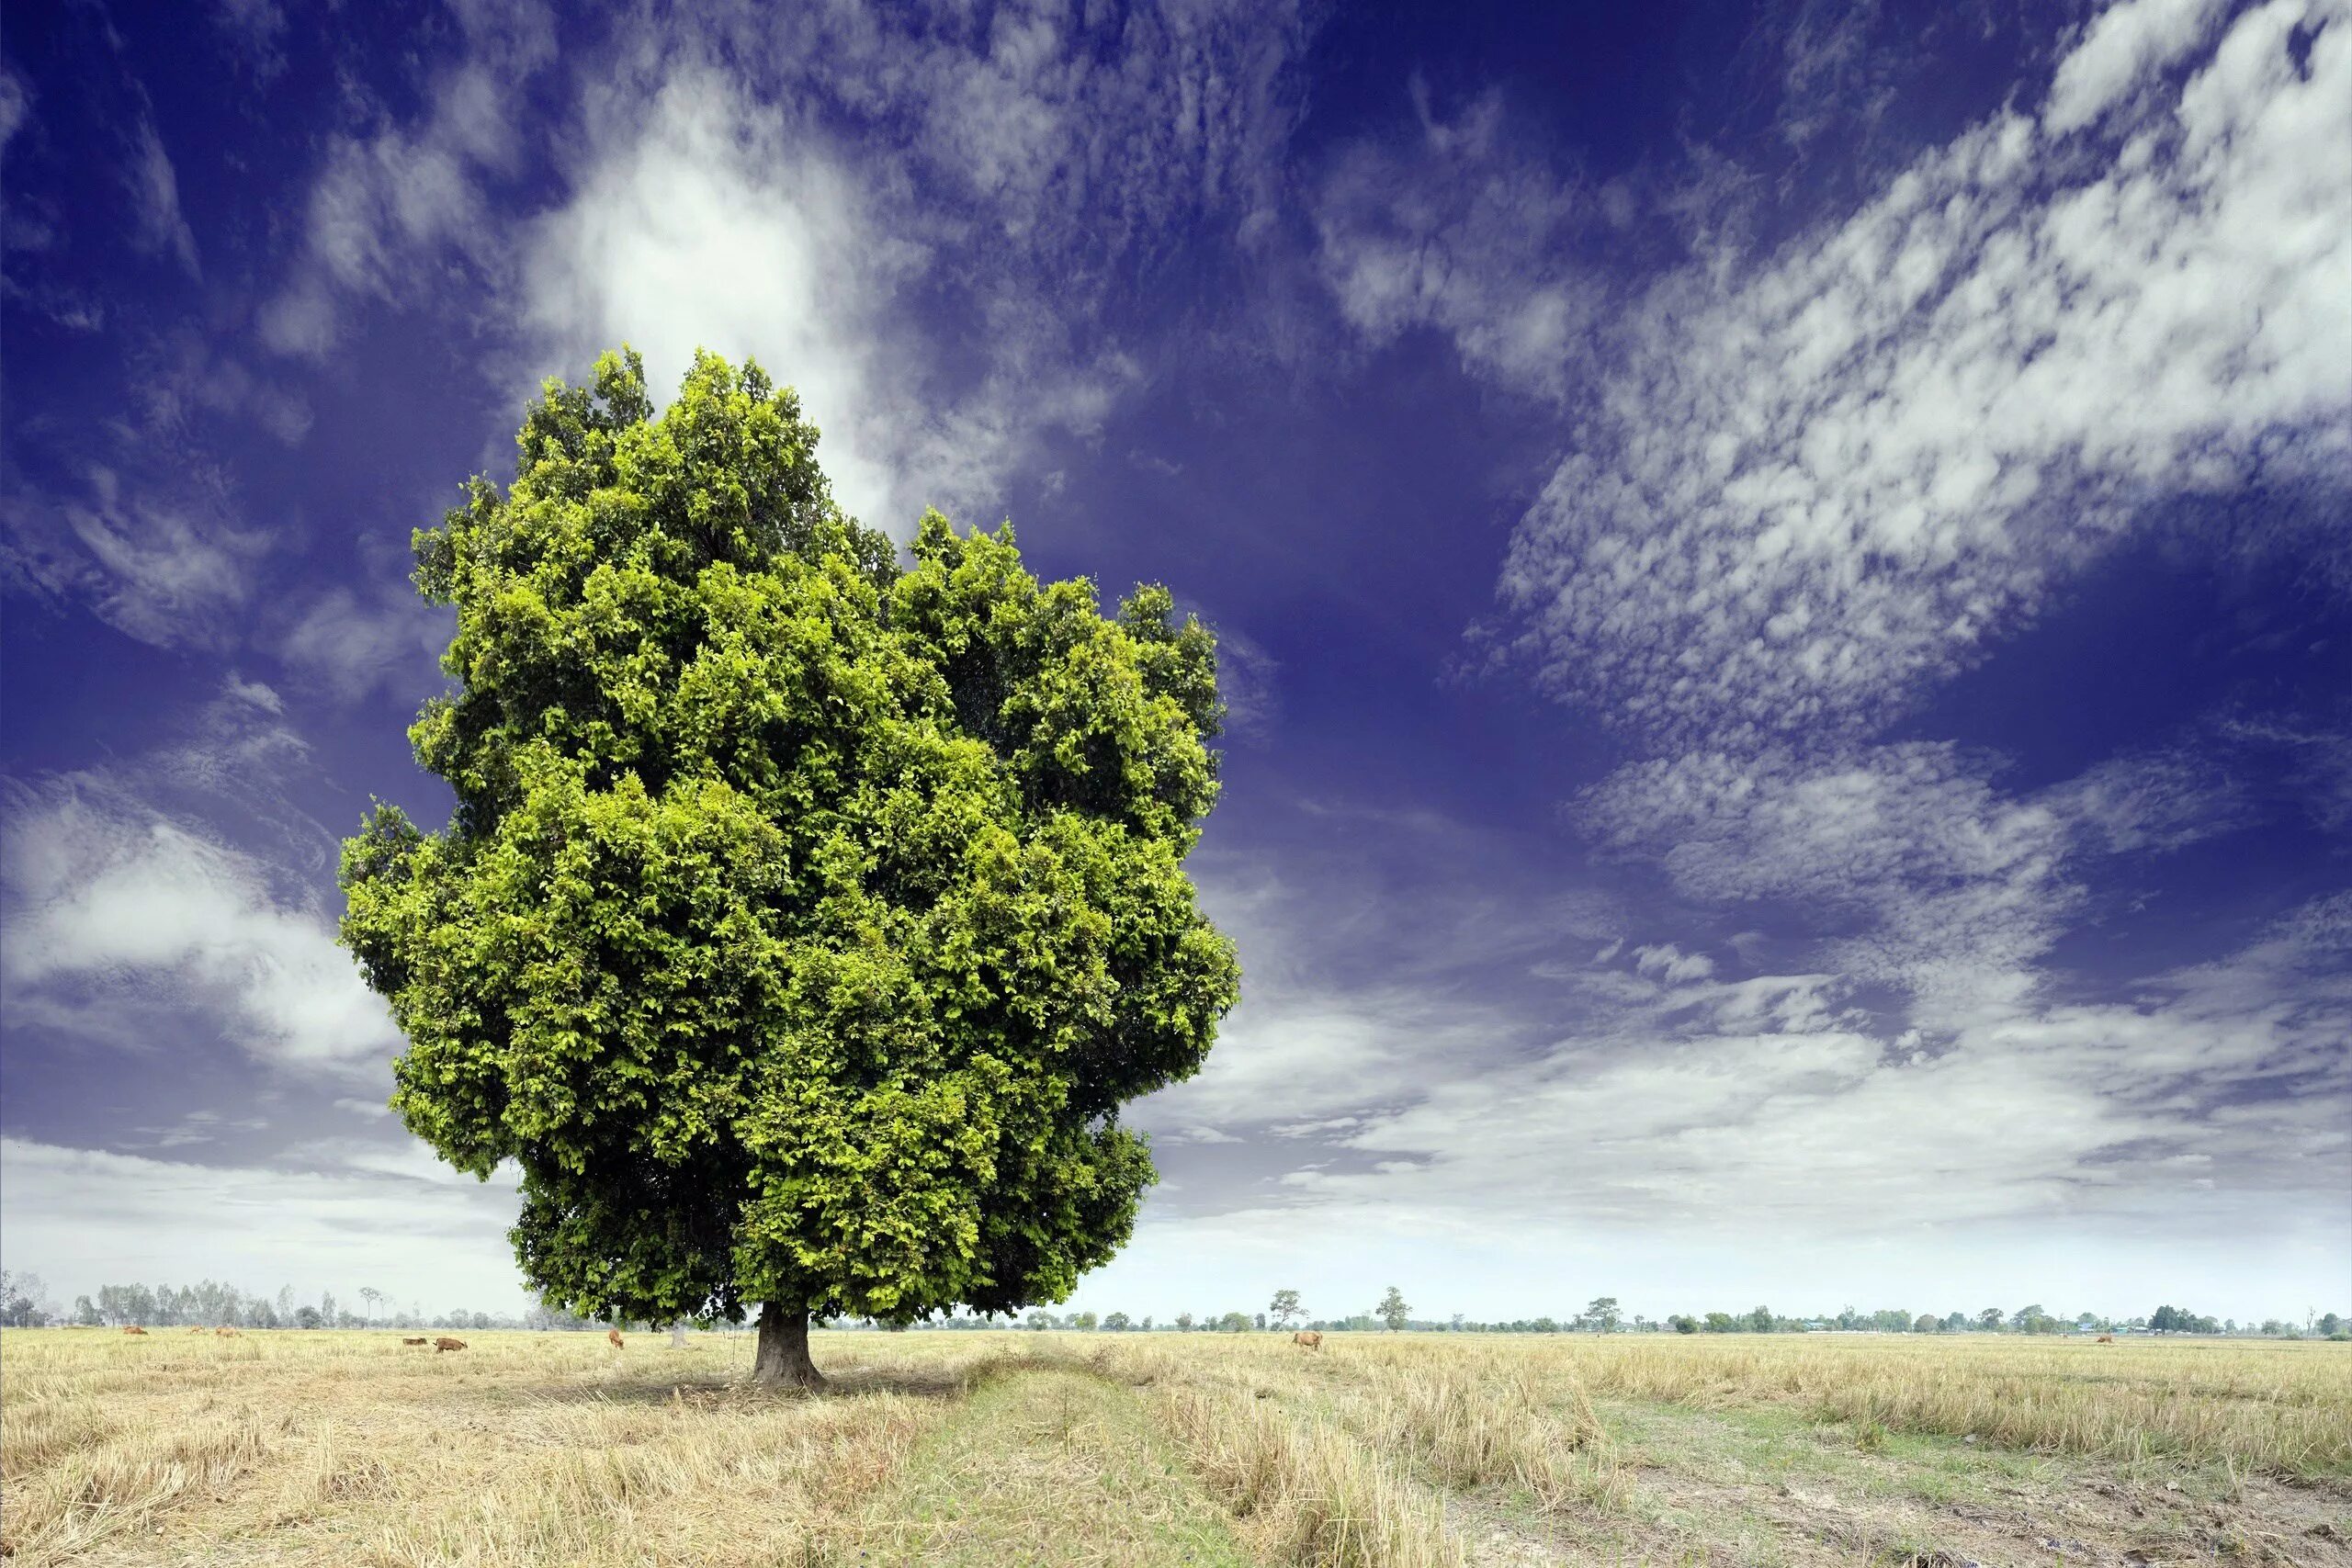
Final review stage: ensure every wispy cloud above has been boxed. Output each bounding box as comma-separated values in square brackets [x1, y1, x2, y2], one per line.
[125, 118, 199, 278]
[258, 0, 554, 357]
[1469, 0, 2349, 745]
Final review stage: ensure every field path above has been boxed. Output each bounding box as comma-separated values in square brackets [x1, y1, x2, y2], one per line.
[846, 1365, 1256, 1565]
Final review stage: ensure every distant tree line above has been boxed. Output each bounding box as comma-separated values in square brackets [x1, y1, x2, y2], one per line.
[829, 1292, 2348, 1341]
[4, 1271, 2340, 1341]
[0, 1272, 654, 1332]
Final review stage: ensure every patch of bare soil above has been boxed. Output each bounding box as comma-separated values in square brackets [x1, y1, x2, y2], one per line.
[1455, 1422, 2352, 1567]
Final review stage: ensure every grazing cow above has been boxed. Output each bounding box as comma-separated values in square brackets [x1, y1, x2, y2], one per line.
[403, 1337, 429, 1346]
[434, 1337, 467, 1353]
[1293, 1330, 1324, 1351]
[2096, 1334, 2115, 1344]
[608, 1327, 625, 1350]
[123, 1325, 150, 1336]
[187, 1326, 207, 1334]
[215, 1325, 240, 1337]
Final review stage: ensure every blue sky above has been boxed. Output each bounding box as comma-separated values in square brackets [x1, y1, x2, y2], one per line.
[2, 0, 2346, 1326]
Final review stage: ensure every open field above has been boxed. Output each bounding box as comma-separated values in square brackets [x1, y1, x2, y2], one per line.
[3, 1328, 2345, 1568]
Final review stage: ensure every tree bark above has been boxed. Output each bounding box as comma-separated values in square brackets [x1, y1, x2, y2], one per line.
[750, 1302, 824, 1389]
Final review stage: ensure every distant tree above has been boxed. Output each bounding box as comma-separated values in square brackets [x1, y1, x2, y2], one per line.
[2009, 1304, 2044, 1332]
[1024, 1310, 1054, 1331]
[1914, 1314, 1940, 1334]
[2323, 1313, 2344, 1337]
[1376, 1287, 1410, 1332]
[277, 1285, 297, 1322]
[1071, 1311, 1099, 1332]
[1747, 1304, 1772, 1334]
[1219, 1311, 1250, 1333]
[359, 1287, 384, 1326]
[73, 1294, 102, 1326]
[2151, 1304, 2179, 1334]
[1102, 1311, 1131, 1331]
[0, 1271, 51, 1327]
[1977, 1307, 2002, 1331]
[295, 1306, 323, 1329]
[338, 351, 1239, 1388]
[1702, 1312, 1736, 1333]
[1270, 1289, 1302, 1328]
[1175, 1312, 1194, 1332]
[1942, 1311, 1966, 1331]
[1140, 1315, 1153, 1330]
[1668, 1314, 1698, 1334]
[320, 1291, 338, 1326]
[1532, 1316, 1559, 1334]
[1586, 1296, 1622, 1333]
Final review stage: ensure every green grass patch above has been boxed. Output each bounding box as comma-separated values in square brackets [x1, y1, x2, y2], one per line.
[851, 1366, 1256, 1566]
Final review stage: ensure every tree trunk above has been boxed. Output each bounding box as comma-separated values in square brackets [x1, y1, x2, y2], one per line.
[750, 1303, 824, 1389]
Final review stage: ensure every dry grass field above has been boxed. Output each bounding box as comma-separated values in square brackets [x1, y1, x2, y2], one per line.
[2, 1326, 2346, 1567]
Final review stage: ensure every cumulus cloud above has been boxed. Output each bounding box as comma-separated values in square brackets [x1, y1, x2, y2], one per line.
[1481, 0, 2349, 745]
[516, 69, 926, 531]
[0, 778, 399, 1071]
[1, 688, 397, 1073]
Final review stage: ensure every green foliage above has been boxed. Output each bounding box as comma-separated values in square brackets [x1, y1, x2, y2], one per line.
[342, 348, 1239, 1331]
[1269, 1287, 1301, 1326]
[1376, 1286, 1409, 1331]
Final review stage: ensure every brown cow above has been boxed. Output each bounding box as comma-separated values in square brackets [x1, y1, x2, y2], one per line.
[403, 1337, 430, 1346]
[122, 1325, 149, 1336]
[214, 1325, 240, 1337]
[187, 1325, 208, 1334]
[1293, 1330, 1324, 1351]
[434, 1337, 467, 1353]
[607, 1327, 625, 1350]
[2096, 1334, 2115, 1344]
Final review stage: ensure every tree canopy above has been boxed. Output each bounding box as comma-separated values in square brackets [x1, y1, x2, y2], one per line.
[341, 348, 1239, 1383]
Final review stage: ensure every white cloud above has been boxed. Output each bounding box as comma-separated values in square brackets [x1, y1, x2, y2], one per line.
[1478, 0, 2350, 744]
[125, 118, 200, 278]
[2045, 0, 2230, 135]
[0, 1137, 528, 1312]
[277, 584, 452, 704]
[517, 69, 916, 530]
[259, 3, 554, 357]
[1273, 887, 2347, 1245]
[7, 465, 267, 650]
[1316, 85, 1604, 400]
[1580, 741, 2249, 1030]
[254, 2, 1306, 534]
[0, 775, 399, 1072]
[1633, 942, 1715, 984]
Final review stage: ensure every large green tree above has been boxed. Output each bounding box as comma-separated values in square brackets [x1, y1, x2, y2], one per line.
[341, 349, 1239, 1386]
